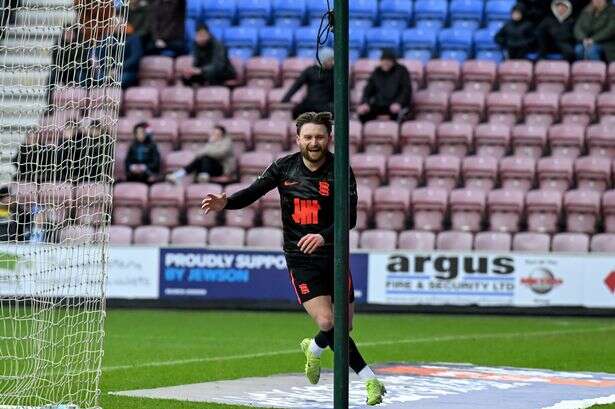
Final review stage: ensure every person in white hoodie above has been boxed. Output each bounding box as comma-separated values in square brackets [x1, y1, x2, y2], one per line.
[536, 0, 577, 62]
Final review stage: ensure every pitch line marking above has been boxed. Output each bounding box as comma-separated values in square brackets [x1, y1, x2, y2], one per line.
[541, 393, 615, 409]
[103, 325, 615, 372]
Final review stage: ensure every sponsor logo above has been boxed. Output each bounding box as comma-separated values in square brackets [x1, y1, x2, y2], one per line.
[385, 254, 515, 280]
[605, 271, 615, 294]
[292, 198, 320, 225]
[282, 180, 299, 187]
[298, 283, 310, 295]
[521, 267, 563, 295]
[318, 181, 330, 196]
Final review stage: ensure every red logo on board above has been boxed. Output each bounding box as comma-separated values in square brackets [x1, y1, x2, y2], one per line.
[605, 271, 615, 294]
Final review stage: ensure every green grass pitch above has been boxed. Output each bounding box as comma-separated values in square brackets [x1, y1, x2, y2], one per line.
[100, 309, 615, 409]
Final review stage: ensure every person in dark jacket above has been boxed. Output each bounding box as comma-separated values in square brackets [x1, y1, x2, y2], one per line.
[357, 48, 412, 123]
[148, 0, 186, 57]
[495, 4, 535, 59]
[574, 0, 615, 62]
[282, 48, 334, 119]
[128, 0, 152, 47]
[121, 22, 144, 88]
[182, 24, 236, 86]
[125, 122, 161, 184]
[536, 0, 576, 62]
[518, 0, 551, 27]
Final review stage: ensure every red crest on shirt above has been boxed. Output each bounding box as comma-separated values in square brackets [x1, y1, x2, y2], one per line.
[319, 181, 330, 197]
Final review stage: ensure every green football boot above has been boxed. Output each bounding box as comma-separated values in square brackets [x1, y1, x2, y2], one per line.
[366, 378, 386, 406]
[300, 338, 321, 384]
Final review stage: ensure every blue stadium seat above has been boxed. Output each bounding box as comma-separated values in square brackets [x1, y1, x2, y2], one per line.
[485, 0, 514, 23]
[203, 0, 236, 27]
[487, 20, 505, 31]
[186, 0, 202, 20]
[348, 27, 367, 61]
[349, 0, 378, 28]
[295, 26, 332, 58]
[414, 0, 448, 29]
[402, 27, 437, 62]
[272, 0, 305, 27]
[307, 1, 327, 26]
[366, 28, 401, 59]
[449, 0, 483, 30]
[379, 0, 412, 30]
[237, 0, 271, 27]
[224, 27, 258, 59]
[259, 26, 293, 60]
[438, 27, 473, 62]
[474, 28, 502, 62]
[185, 18, 197, 48]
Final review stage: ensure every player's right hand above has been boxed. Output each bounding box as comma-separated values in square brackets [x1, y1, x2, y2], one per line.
[201, 193, 227, 214]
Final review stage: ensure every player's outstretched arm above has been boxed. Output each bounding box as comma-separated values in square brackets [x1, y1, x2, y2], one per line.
[201, 193, 228, 214]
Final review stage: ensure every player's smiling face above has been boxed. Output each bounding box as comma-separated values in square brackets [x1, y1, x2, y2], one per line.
[296, 123, 330, 164]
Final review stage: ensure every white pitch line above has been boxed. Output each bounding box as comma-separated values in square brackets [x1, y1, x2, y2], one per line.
[102, 325, 615, 372]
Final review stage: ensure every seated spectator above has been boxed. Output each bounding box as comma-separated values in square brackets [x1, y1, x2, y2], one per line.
[13, 132, 40, 183]
[121, 22, 143, 88]
[536, 0, 576, 62]
[357, 48, 412, 123]
[496, 4, 535, 59]
[282, 48, 334, 119]
[57, 121, 90, 183]
[166, 125, 235, 184]
[148, 0, 186, 57]
[182, 24, 236, 87]
[84, 120, 113, 182]
[128, 0, 152, 49]
[519, 0, 551, 28]
[574, 0, 615, 62]
[125, 122, 161, 184]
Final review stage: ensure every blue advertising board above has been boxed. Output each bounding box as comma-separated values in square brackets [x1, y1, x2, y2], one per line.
[159, 248, 368, 303]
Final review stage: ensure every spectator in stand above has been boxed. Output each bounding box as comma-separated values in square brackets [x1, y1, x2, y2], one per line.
[128, 0, 152, 49]
[182, 24, 236, 87]
[120, 22, 143, 88]
[357, 48, 412, 123]
[574, 0, 615, 62]
[518, 0, 551, 28]
[125, 122, 161, 184]
[13, 132, 40, 183]
[148, 0, 186, 57]
[536, 0, 576, 62]
[281, 48, 334, 119]
[84, 120, 113, 182]
[495, 4, 536, 59]
[166, 125, 235, 184]
[57, 121, 90, 183]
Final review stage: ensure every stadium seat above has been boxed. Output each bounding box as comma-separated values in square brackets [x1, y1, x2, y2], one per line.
[108, 225, 133, 245]
[399, 121, 436, 157]
[379, 0, 412, 29]
[400, 59, 425, 90]
[571, 61, 606, 95]
[160, 87, 194, 119]
[597, 92, 615, 124]
[149, 183, 184, 227]
[59, 225, 96, 245]
[499, 156, 536, 193]
[163, 150, 195, 173]
[512, 124, 548, 159]
[224, 183, 259, 227]
[436, 122, 473, 159]
[436, 231, 473, 250]
[413, 90, 449, 125]
[473, 28, 501, 62]
[373, 186, 411, 231]
[387, 154, 423, 189]
[485, 0, 515, 23]
[75, 183, 112, 226]
[171, 226, 208, 245]
[348, 27, 367, 61]
[272, 0, 305, 27]
[561, 93, 596, 127]
[138, 56, 174, 87]
[591, 233, 615, 252]
[513, 232, 551, 252]
[414, 0, 448, 29]
[113, 182, 148, 227]
[246, 227, 284, 248]
[353, 58, 380, 83]
[349, 229, 359, 249]
[123, 87, 159, 118]
[209, 226, 246, 247]
[462, 156, 498, 192]
[462, 60, 497, 93]
[486, 92, 522, 126]
[398, 230, 436, 250]
[412, 187, 448, 231]
[438, 28, 473, 62]
[356, 184, 373, 230]
[603, 190, 615, 232]
[575, 156, 611, 192]
[488, 189, 524, 232]
[523, 92, 560, 127]
[186, 183, 223, 227]
[526, 189, 562, 233]
[474, 231, 512, 251]
[537, 157, 574, 193]
[195, 86, 231, 119]
[450, 91, 485, 125]
[401, 28, 438, 62]
[252, 119, 289, 152]
[363, 120, 399, 155]
[425, 154, 460, 192]
[246, 57, 281, 89]
[586, 123, 615, 158]
[450, 0, 483, 29]
[134, 225, 170, 245]
[564, 189, 601, 234]
[239, 151, 274, 181]
[114, 143, 128, 181]
[425, 59, 460, 92]
[350, 0, 378, 28]
[218, 117, 253, 153]
[267, 89, 298, 120]
[360, 229, 398, 249]
[174, 55, 195, 83]
[259, 26, 294, 60]
[282, 57, 313, 85]
[534, 60, 570, 95]
[498, 59, 533, 94]
[147, 118, 179, 154]
[38, 182, 72, 224]
[365, 28, 401, 59]
[609, 62, 615, 89]
[350, 153, 386, 189]
[231, 87, 267, 120]
[203, 0, 236, 26]
[229, 58, 246, 85]
[348, 120, 364, 152]
[475, 123, 510, 159]
[53, 86, 88, 110]
[224, 27, 259, 59]
[450, 188, 486, 232]
[261, 188, 282, 228]
[552, 233, 590, 252]
[237, 0, 271, 27]
[548, 124, 585, 160]
[295, 27, 321, 58]
[178, 118, 213, 151]
[89, 87, 121, 111]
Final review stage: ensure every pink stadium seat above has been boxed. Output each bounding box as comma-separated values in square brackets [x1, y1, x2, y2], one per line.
[350, 229, 359, 249]
[363, 120, 399, 155]
[218, 118, 253, 154]
[9, 182, 37, 206]
[548, 124, 585, 160]
[224, 183, 259, 228]
[185, 183, 222, 227]
[350, 153, 387, 189]
[209, 226, 246, 247]
[174, 55, 194, 82]
[575, 156, 611, 192]
[537, 157, 574, 192]
[252, 119, 289, 153]
[89, 87, 121, 111]
[53, 86, 88, 110]
[597, 92, 615, 124]
[149, 183, 184, 227]
[552, 232, 590, 252]
[500, 156, 536, 192]
[195, 86, 231, 119]
[571, 61, 606, 95]
[39, 182, 72, 224]
[475, 123, 510, 159]
[349, 120, 363, 153]
[526, 189, 562, 233]
[261, 188, 282, 228]
[474, 231, 512, 251]
[425, 154, 460, 192]
[587, 123, 615, 158]
[113, 182, 148, 226]
[138, 56, 174, 87]
[560, 92, 595, 126]
[412, 187, 448, 232]
[108, 225, 133, 245]
[513, 232, 551, 252]
[171, 226, 208, 245]
[400, 59, 424, 90]
[450, 188, 486, 232]
[147, 118, 179, 153]
[486, 92, 522, 126]
[123, 87, 159, 118]
[229, 58, 246, 86]
[133, 225, 171, 245]
[462, 59, 497, 93]
[462, 156, 498, 192]
[498, 59, 533, 94]
[231, 87, 267, 120]
[398, 230, 436, 250]
[160, 87, 194, 119]
[117, 116, 144, 142]
[603, 190, 615, 232]
[425, 59, 460, 93]
[114, 143, 128, 181]
[436, 231, 473, 251]
[246, 227, 284, 248]
[534, 60, 570, 94]
[413, 90, 449, 125]
[178, 118, 213, 151]
[246, 57, 281, 89]
[373, 186, 411, 231]
[523, 92, 559, 127]
[359, 229, 398, 250]
[387, 154, 423, 189]
[74, 183, 111, 225]
[488, 189, 524, 232]
[356, 184, 373, 230]
[267, 87, 299, 120]
[564, 189, 601, 234]
[399, 121, 436, 157]
[163, 150, 196, 173]
[450, 91, 485, 125]
[59, 225, 96, 245]
[590, 233, 615, 252]
[239, 151, 274, 182]
[436, 122, 474, 159]
[511, 124, 547, 159]
[282, 58, 313, 85]
[609, 62, 615, 88]
[353, 59, 380, 83]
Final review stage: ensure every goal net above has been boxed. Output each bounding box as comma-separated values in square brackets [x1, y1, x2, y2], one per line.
[0, 0, 126, 407]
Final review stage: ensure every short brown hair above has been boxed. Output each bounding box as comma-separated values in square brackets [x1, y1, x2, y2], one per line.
[296, 111, 333, 136]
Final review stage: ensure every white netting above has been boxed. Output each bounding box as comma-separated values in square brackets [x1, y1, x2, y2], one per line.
[0, 0, 126, 407]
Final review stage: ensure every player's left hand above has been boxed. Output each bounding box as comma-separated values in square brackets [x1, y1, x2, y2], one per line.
[298, 234, 324, 254]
